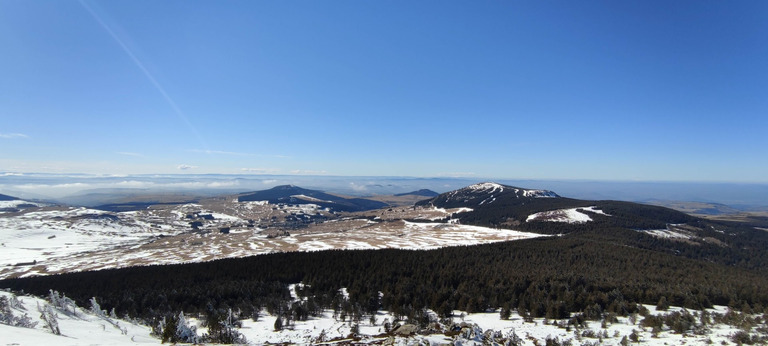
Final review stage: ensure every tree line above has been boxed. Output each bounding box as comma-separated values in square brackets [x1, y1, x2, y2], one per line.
[2, 224, 768, 326]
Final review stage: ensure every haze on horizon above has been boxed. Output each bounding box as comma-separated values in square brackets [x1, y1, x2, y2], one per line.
[1, 1, 766, 183]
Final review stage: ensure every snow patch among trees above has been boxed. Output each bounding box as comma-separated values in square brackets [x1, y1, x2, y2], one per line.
[526, 206, 609, 223]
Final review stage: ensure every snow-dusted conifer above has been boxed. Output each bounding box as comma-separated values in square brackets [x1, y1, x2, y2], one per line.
[175, 311, 199, 343]
[39, 304, 60, 335]
[48, 290, 77, 317]
[1, 296, 38, 329]
[47, 290, 59, 308]
[89, 297, 105, 317]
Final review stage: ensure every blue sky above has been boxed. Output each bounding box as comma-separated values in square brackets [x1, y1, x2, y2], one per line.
[1, 0, 766, 182]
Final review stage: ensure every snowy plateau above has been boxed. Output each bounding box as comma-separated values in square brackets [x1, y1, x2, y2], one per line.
[0, 196, 542, 279]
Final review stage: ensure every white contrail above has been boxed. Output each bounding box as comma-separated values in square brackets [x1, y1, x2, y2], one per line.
[78, 0, 208, 150]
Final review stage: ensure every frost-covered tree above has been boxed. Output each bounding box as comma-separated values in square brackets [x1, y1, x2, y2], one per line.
[39, 303, 61, 335]
[0, 296, 13, 324]
[160, 311, 199, 343]
[89, 297, 105, 317]
[175, 312, 199, 343]
[0, 296, 37, 329]
[48, 290, 77, 317]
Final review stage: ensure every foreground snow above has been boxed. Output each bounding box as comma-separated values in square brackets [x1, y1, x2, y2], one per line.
[2, 288, 764, 345]
[0, 290, 157, 345]
[231, 306, 754, 345]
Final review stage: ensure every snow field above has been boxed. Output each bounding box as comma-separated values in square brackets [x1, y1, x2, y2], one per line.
[2, 288, 764, 345]
[0, 290, 157, 345]
[526, 206, 609, 223]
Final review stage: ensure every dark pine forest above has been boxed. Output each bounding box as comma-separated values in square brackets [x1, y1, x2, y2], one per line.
[2, 223, 768, 325]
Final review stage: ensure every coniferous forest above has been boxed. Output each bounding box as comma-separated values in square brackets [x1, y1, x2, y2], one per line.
[3, 221, 768, 327]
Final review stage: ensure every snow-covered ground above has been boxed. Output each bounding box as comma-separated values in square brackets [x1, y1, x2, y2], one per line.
[0, 290, 158, 345]
[0, 218, 546, 279]
[0, 207, 166, 267]
[0, 201, 240, 279]
[526, 206, 608, 223]
[207, 304, 764, 345]
[0, 199, 545, 279]
[2, 288, 765, 345]
[641, 229, 693, 240]
[0, 200, 44, 212]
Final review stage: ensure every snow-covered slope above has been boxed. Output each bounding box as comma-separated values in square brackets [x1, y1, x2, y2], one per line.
[526, 206, 610, 223]
[0, 198, 44, 214]
[3, 286, 760, 346]
[0, 290, 157, 345]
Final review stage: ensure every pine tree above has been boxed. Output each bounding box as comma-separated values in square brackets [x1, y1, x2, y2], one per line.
[274, 316, 283, 331]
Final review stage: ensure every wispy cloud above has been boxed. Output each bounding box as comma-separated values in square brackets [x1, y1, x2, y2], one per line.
[117, 151, 143, 157]
[0, 133, 29, 139]
[349, 182, 367, 192]
[241, 168, 280, 174]
[290, 169, 328, 175]
[177, 164, 196, 170]
[79, 1, 208, 150]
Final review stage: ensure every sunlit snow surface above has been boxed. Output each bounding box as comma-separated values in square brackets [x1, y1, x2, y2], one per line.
[0, 207, 171, 266]
[0, 203, 194, 279]
[1, 288, 760, 346]
[467, 182, 505, 193]
[202, 304, 749, 346]
[0, 200, 44, 211]
[526, 206, 609, 223]
[0, 201, 543, 279]
[0, 290, 157, 345]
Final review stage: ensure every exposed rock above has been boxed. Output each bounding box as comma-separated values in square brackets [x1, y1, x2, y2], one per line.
[390, 323, 418, 336]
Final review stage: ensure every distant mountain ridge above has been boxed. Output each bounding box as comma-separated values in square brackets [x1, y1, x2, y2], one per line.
[238, 185, 387, 212]
[394, 189, 439, 197]
[643, 200, 743, 215]
[0, 193, 18, 201]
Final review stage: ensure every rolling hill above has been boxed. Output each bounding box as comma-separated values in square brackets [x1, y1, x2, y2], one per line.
[417, 182, 696, 231]
[238, 185, 388, 212]
[0, 193, 19, 201]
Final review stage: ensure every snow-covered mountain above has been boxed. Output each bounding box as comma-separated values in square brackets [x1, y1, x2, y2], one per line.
[416, 182, 704, 236]
[417, 182, 560, 209]
[0, 194, 18, 201]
